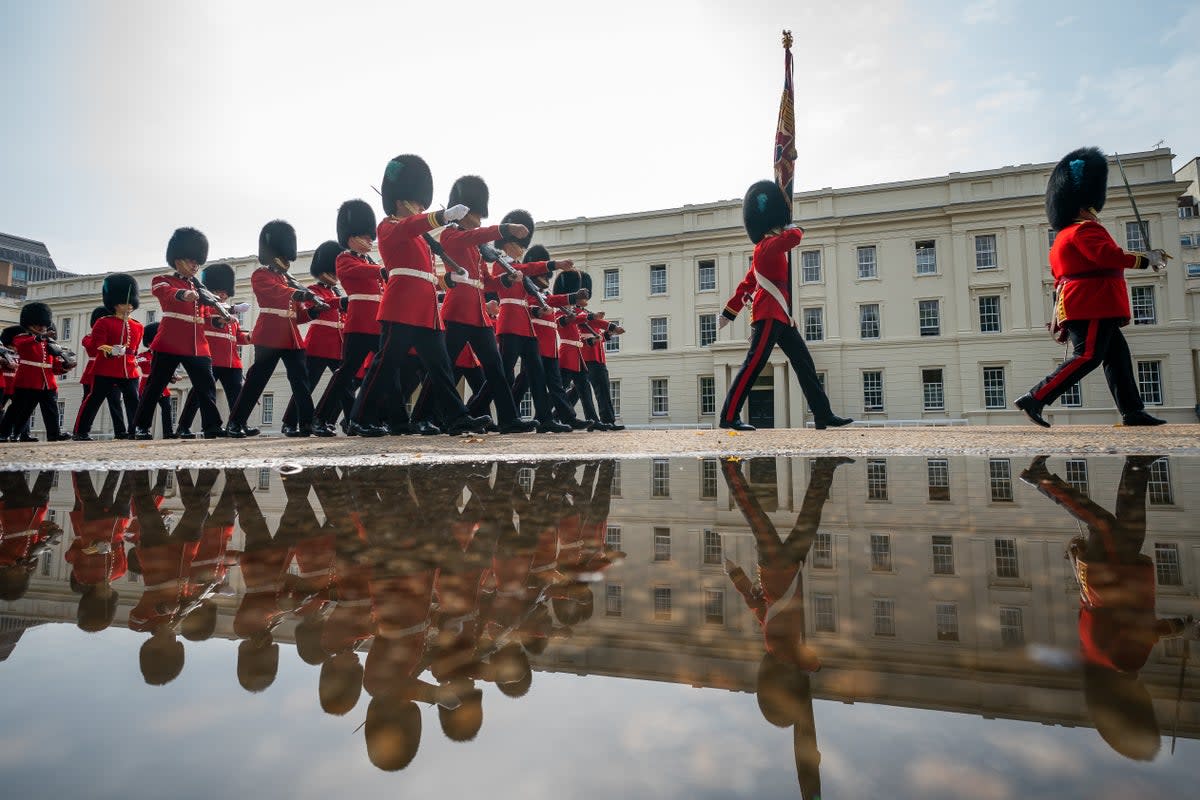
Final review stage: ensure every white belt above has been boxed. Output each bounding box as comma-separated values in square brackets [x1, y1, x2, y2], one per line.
[163, 311, 204, 323]
[499, 298, 527, 306]
[19, 360, 51, 368]
[450, 277, 483, 290]
[532, 318, 556, 329]
[204, 330, 235, 341]
[378, 619, 430, 639]
[309, 319, 343, 329]
[259, 308, 296, 319]
[562, 340, 583, 348]
[389, 268, 437, 284]
[346, 294, 381, 302]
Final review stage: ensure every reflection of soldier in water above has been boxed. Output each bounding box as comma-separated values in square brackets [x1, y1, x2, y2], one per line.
[66, 470, 136, 632]
[722, 456, 852, 800]
[1021, 455, 1196, 761]
[0, 471, 59, 603]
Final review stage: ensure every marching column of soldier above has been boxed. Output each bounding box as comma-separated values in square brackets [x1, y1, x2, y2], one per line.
[0, 146, 1176, 441]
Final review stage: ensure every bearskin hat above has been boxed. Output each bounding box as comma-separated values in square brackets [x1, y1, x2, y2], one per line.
[381, 154, 433, 216]
[90, 306, 109, 326]
[258, 220, 298, 266]
[337, 199, 377, 248]
[496, 209, 534, 249]
[743, 180, 793, 244]
[19, 302, 53, 329]
[524, 244, 550, 264]
[201, 262, 236, 297]
[310, 240, 343, 279]
[101, 274, 140, 311]
[448, 175, 489, 218]
[0, 325, 23, 347]
[165, 227, 208, 269]
[1046, 147, 1108, 231]
[142, 322, 160, 347]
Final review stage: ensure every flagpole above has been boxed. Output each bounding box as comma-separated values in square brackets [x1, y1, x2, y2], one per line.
[774, 29, 796, 321]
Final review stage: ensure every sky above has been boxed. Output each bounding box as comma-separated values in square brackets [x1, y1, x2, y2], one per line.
[1, 0, 1197, 274]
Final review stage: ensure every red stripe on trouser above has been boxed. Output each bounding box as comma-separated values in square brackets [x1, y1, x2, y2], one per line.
[73, 385, 96, 434]
[1032, 319, 1098, 402]
[725, 321, 774, 422]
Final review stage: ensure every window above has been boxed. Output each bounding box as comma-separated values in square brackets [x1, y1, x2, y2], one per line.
[802, 307, 824, 341]
[859, 303, 880, 339]
[704, 589, 724, 625]
[604, 268, 620, 299]
[866, 459, 888, 501]
[649, 263, 667, 295]
[146, 310, 157, 324]
[982, 366, 1006, 409]
[56, 401, 66, 428]
[1188, 263, 1200, 278]
[1154, 543, 1181, 586]
[1148, 459, 1172, 505]
[698, 313, 717, 347]
[650, 317, 668, 350]
[261, 393, 274, 425]
[813, 532, 833, 569]
[800, 250, 821, 283]
[699, 376, 716, 416]
[1136, 360, 1162, 405]
[927, 459, 950, 502]
[862, 370, 884, 412]
[1131, 286, 1156, 325]
[994, 538, 1019, 578]
[857, 245, 878, 279]
[697, 259, 716, 292]
[935, 603, 959, 641]
[1047, 230, 1057, 249]
[605, 525, 622, 552]
[651, 459, 670, 497]
[257, 468, 271, 490]
[516, 468, 535, 496]
[1065, 459, 1089, 496]
[1125, 220, 1149, 251]
[978, 295, 1001, 333]
[606, 584, 623, 616]
[610, 380, 621, 418]
[40, 551, 52, 576]
[989, 459, 1013, 502]
[651, 378, 669, 416]
[870, 534, 892, 571]
[653, 527, 671, 561]
[873, 599, 896, 636]
[918, 299, 940, 336]
[915, 240, 937, 275]
[653, 587, 672, 620]
[932, 535, 954, 574]
[922, 369, 944, 412]
[1059, 376, 1082, 408]
[975, 234, 997, 269]
[999, 607, 1024, 646]
[519, 390, 534, 419]
[703, 529, 723, 564]
[813, 595, 836, 632]
[61, 317, 72, 340]
[1182, 234, 1194, 248]
[1181, 205, 1197, 219]
[605, 320, 620, 353]
[700, 458, 718, 499]
[611, 461, 622, 497]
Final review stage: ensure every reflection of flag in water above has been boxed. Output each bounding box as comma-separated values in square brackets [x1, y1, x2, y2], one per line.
[773, 30, 796, 197]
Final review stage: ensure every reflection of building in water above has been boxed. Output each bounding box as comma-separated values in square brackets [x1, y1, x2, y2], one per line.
[3, 459, 1197, 739]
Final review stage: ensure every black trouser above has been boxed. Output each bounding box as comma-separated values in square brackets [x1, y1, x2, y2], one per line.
[468, 333, 550, 423]
[229, 346, 311, 428]
[415, 322, 521, 426]
[412, 364, 484, 426]
[283, 355, 341, 428]
[75, 383, 128, 436]
[0, 388, 60, 440]
[513, 357, 578, 423]
[315, 332, 377, 425]
[587, 362, 616, 424]
[75, 376, 139, 436]
[177, 366, 243, 431]
[563, 368, 599, 422]
[134, 352, 221, 433]
[352, 322, 468, 427]
[720, 319, 832, 425]
[1028, 318, 1144, 415]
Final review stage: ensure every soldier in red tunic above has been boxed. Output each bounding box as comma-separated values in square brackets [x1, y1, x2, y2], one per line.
[350, 154, 490, 436]
[176, 262, 252, 438]
[718, 181, 850, 432]
[577, 298, 625, 431]
[66, 470, 135, 632]
[75, 306, 131, 439]
[283, 240, 346, 435]
[557, 304, 600, 427]
[0, 470, 59, 602]
[519, 247, 589, 429]
[1016, 148, 1169, 428]
[131, 227, 225, 439]
[0, 302, 73, 441]
[73, 275, 143, 440]
[226, 220, 322, 438]
[134, 323, 180, 438]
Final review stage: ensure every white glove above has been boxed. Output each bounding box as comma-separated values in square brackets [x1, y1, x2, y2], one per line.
[1146, 249, 1167, 270]
[717, 315, 730, 331]
[232, 302, 251, 314]
[109, 345, 126, 356]
[444, 204, 469, 223]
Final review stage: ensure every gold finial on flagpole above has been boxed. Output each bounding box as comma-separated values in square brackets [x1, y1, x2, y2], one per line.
[782, 30, 792, 49]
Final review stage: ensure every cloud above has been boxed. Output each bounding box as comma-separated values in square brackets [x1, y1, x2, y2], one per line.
[963, 0, 1003, 25]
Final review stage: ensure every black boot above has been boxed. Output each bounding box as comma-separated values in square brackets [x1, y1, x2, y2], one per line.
[719, 419, 755, 432]
[1122, 410, 1166, 426]
[132, 429, 153, 441]
[1014, 394, 1050, 428]
[813, 414, 853, 430]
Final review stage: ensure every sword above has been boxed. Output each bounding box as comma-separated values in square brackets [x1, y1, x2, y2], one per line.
[1113, 151, 1166, 272]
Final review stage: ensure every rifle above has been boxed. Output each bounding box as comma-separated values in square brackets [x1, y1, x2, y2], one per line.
[478, 242, 552, 312]
[271, 258, 331, 314]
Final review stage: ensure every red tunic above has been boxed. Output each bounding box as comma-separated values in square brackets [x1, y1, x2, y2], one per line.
[303, 282, 344, 360]
[581, 318, 615, 365]
[127, 540, 198, 632]
[336, 250, 385, 336]
[531, 295, 571, 359]
[203, 315, 250, 370]
[1052, 219, 1148, 323]
[136, 351, 171, 398]
[65, 512, 129, 586]
[79, 332, 99, 387]
[723, 227, 804, 325]
[558, 309, 588, 373]
[439, 225, 509, 327]
[11, 333, 69, 391]
[376, 212, 444, 330]
[150, 273, 211, 357]
[88, 316, 143, 380]
[455, 344, 480, 369]
[493, 260, 551, 337]
[249, 267, 305, 350]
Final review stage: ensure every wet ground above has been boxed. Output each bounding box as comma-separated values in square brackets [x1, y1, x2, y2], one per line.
[1, 454, 1197, 798]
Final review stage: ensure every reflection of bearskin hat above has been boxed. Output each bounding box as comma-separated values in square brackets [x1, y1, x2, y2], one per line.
[20, 302, 53, 329]
[743, 180, 792, 244]
[201, 263, 236, 297]
[381, 154, 433, 216]
[337, 199, 377, 248]
[756, 652, 816, 727]
[448, 175, 489, 218]
[310, 240, 343, 279]
[365, 696, 423, 772]
[496, 209, 534, 249]
[1046, 147, 1108, 231]
[1083, 664, 1160, 761]
[258, 220, 297, 266]
[90, 306, 109, 326]
[142, 322, 160, 347]
[237, 637, 279, 693]
[165, 227, 208, 268]
[101, 274, 140, 311]
[1, 325, 22, 346]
